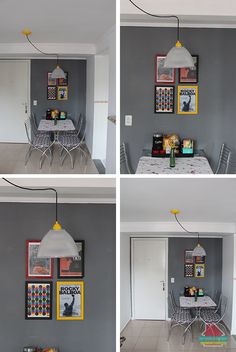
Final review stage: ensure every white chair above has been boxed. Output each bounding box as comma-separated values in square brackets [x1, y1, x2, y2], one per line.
[215, 144, 232, 174]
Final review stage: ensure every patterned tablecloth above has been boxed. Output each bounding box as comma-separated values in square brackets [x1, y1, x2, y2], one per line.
[38, 119, 75, 132]
[180, 296, 216, 308]
[136, 156, 213, 174]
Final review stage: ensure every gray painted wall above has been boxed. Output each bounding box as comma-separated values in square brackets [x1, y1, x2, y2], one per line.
[121, 27, 236, 172]
[0, 202, 115, 352]
[31, 59, 86, 126]
[168, 237, 222, 316]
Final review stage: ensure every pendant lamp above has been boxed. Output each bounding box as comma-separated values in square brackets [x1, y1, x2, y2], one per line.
[22, 29, 66, 79]
[171, 209, 206, 256]
[3, 178, 78, 258]
[128, 0, 194, 68]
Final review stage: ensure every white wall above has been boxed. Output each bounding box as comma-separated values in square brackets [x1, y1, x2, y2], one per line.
[92, 54, 109, 162]
[222, 235, 234, 331]
[231, 234, 236, 334]
[86, 55, 95, 155]
[96, 26, 116, 173]
[120, 233, 131, 332]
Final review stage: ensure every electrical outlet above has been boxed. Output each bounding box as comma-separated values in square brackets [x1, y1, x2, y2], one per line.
[125, 115, 132, 126]
[33, 100, 38, 106]
[171, 278, 175, 283]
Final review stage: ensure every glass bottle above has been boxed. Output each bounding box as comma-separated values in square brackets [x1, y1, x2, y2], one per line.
[170, 146, 175, 167]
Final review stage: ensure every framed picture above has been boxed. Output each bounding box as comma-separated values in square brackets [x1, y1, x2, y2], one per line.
[195, 255, 205, 264]
[155, 86, 175, 113]
[155, 55, 175, 83]
[184, 249, 194, 264]
[58, 86, 68, 100]
[57, 72, 68, 86]
[26, 240, 53, 279]
[57, 241, 84, 279]
[179, 55, 199, 83]
[194, 264, 205, 278]
[184, 264, 194, 277]
[56, 281, 84, 320]
[25, 281, 52, 320]
[177, 86, 198, 114]
[47, 72, 57, 86]
[47, 86, 57, 100]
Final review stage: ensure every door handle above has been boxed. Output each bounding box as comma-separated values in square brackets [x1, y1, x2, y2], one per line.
[160, 280, 165, 291]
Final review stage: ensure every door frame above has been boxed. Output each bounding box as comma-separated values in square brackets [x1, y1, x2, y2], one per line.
[131, 237, 169, 320]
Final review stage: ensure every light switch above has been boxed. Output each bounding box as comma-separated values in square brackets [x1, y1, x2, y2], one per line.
[33, 100, 38, 106]
[125, 115, 132, 126]
[171, 278, 175, 283]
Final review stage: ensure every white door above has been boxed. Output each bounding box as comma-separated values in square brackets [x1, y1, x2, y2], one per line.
[0, 60, 30, 142]
[132, 238, 167, 320]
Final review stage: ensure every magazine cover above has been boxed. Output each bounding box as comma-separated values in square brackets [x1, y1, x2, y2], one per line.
[57, 281, 84, 320]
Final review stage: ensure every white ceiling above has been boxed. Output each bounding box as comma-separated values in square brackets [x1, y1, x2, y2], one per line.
[0, 178, 116, 203]
[121, 0, 236, 27]
[0, 0, 115, 43]
[121, 177, 236, 223]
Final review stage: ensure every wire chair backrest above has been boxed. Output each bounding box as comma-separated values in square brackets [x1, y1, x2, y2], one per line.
[24, 118, 33, 144]
[214, 291, 222, 312]
[31, 112, 38, 130]
[76, 114, 84, 138]
[74, 113, 82, 131]
[120, 142, 133, 174]
[220, 296, 228, 320]
[215, 143, 232, 174]
[168, 292, 176, 314]
[170, 290, 177, 308]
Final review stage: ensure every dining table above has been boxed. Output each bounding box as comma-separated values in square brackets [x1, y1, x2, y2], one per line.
[136, 155, 213, 174]
[180, 295, 216, 325]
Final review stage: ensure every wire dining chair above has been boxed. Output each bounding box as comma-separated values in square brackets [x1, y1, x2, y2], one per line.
[120, 142, 133, 174]
[24, 118, 53, 168]
[200, 296, 228, 334]
[215, 143, 232, 174]
[58, 122, 86, 169]
[168, 293, 194, 345]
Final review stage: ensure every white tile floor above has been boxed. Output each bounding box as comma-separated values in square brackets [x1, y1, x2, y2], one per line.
[121, 320, 236, 352]
[0, 143, 99, 174]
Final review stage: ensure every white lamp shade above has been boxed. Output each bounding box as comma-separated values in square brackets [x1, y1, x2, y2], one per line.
[51, 65, 66, 79]
[192, 243, 206, 257]
[164, 45, 194, 68]
[37, 228, 78, 258]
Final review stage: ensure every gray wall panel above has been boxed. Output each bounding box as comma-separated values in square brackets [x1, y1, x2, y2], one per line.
[0, 202, 115, 352]
[168, 237, 222, 316]
[31, 59, 86, 126]
[121, 27, 236, 172]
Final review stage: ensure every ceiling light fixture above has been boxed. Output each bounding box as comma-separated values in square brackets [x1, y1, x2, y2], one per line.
[170, 209, 206, 256]
[22, 29, 66, 79]
[3, 178, 78, 258]
[128, 0, 194, 68]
